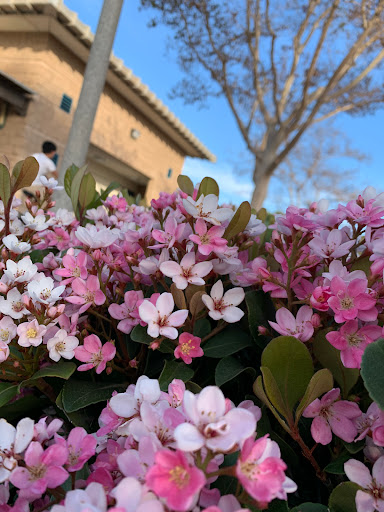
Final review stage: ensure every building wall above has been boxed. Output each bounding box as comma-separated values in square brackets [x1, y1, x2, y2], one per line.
[0, 31, 184, 200]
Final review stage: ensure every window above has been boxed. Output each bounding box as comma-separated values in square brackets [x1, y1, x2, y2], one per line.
[167, 168, 173, 178]
[60, 94, 72, 113]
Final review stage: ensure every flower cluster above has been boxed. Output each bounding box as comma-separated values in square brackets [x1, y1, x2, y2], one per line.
[0, 378, 295, 511]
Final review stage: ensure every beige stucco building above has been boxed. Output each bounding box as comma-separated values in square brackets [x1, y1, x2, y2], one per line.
[0, 0, 214, 200]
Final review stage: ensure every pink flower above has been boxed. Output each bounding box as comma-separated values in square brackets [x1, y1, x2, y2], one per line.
[202, 280, 245, 323]
[46, 227, 71, 251]
[151, 215, 185, 249]
[145, 449, 206, 511]
[328, 277, 377, 323]
[55, 250, 88, 285]
[66, 275, 106, 314]
[174, 333, 203, 364]
[183, 193, 233, 225]
[160, 252, 212, 290]
[75, 334, 116, 374]
[310, 286, 332, 311]
[138, 293, 188, 340]
[109, 290, 144, 334]
[303, 388, 361, 444]
[236, 435, 296, 506]
[269, 306, 314, 342]
[326, 321, 382, 368]
[308, 229, 355, 259]
[174, 386, 256, 452]
[56, 427, 97, 472]
[10, 442, 68, 498]
[345, 456, 384, 512]
[17, 320, 47, 348]
[189, 219, 228, 256]
[355, 403, 384, 442]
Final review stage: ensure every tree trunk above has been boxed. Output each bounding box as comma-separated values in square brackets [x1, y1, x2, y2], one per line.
[250, 170, 272, 210]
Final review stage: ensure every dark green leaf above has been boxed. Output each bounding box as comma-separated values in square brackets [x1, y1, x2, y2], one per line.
[268, 499, 289, 511]
[262, 336, 313, 411]
[19, 361, 77, 391]
[361, 338, 384, 409]
[203, 327, 253, 358]
[343, 440, 365, 454]
[245, 289, 275, 349]
[177, 175, 194, 196]
[193, 318, 211, 338]
[313, 330, 359, 398]
[215, 356, 255, 387]
[196, 177, 219, 199]
[78, 173, 96, 210]
[261, 366, 290, 418]
[290, 504, 328, 512]
[329, 482, 359, 512]
[324, 452, 351, 474]
[0, 382, 18, 408]
[158, 360, 195, 391]
[223, 201, 251, 240]
[87, 181, 120, 210]
[62, 380, 124, 413]
[130, 324, 153, 345]
[70, 164, 87, 214]
[0, 396, 49, 422]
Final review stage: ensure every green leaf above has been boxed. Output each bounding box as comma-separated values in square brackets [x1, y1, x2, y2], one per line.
[245, 289, 275, 349]
[193, 318, 211, 339]
[12, 156, 39, 192]
[158, 360, 195, 391]
[62, 380, 124, 413]
[351, 256, 371, 277]
[343, 440, 365, 454]
[0, 383, 18, 408]
[64, 164, 79, 197]
[215, 356, 256, 387]
[253, 376, 290, 433]
[328, 482, 359, 512]
[223, 201, 251, 240]
[324, 452, 351, 474]
[87, 181, 121, 210]
[268, 499, 289, 511]
[260, 366, 290, 418]
[313, 330, 359, 397]
[78, 173, 96, 211]
[0, 163, 11, 205]
[290, 504, 328, 512]
[196, 177, 219, 199]
[203, 327, 252, 358]
[361, 338, 384, 409]
[261, 336, 313, 411]
[18, 361, 76, 391]
[70, 164, 87, 214]
[295, 368, 334, 421]
[130, 324, 153, 345]
[177, 175, 194, 196]
[0, 395, 47, 422]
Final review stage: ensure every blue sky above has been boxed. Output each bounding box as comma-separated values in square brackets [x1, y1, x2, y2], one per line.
[64, 0, 384, 208]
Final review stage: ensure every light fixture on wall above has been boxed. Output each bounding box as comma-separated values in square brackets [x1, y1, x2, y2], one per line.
[131, 128, 141, 140]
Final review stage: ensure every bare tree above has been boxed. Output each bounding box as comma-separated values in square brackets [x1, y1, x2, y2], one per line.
[273, 123, 366, 206]
[141, 0, 384, 208]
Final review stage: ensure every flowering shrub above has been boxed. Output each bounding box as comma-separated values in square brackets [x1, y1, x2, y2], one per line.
[0, 158, 383, 511]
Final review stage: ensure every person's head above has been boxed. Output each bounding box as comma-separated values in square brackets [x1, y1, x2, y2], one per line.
[42, 141, 57, 158]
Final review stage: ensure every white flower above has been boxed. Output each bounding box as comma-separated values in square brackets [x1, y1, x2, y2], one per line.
[75, 225, 119, 249]
[160, 251, 212, 289]
[2, 234, 31, 254]
[10, 219, 25, 236]
[4, 257, 37, 283]
[183, 193, 233, 225]
[27, 276, 65, 305]
[51, 482, 108, 512]
[202, 280, 245, 322]
[244, 214, 267, 236]
[21, 212, 50, 231]
[47, 329, 79, 362]
[174, 386, 256, 452]
[0, 316, 17, 344]
[0, 418, 34, 483]
[38, 176, 64, 190]
[52, 209, 76, 227]
[85, 206, 108, 223]
[0, 288, 28, 319]
[109, 376, 161, 419]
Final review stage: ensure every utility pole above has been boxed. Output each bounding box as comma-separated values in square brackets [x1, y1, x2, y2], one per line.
[56, 0, 124, 209]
